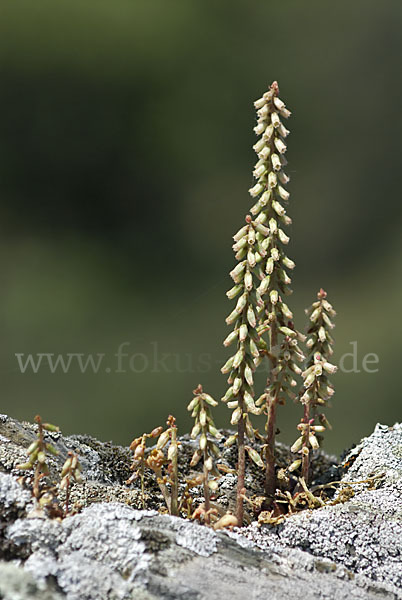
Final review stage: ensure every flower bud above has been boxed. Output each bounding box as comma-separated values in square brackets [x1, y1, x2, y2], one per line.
[157, 430, 171, 449]
[233, 376, 242, 394]
[270, 290, 278, 305]
[271, 112, 280, 128]
[199, 433, 207, 451]
[232, 237, 247, 252]
[258, 276, 271, 295]
[281, 303, 293, 319]
[274, 137, 287, 154]
[244, 365, 253, 386]
[282, 256, 295, 269]
[278, 185, 290, 201]
[279, 326, 296, 338]
[288, 459, 301, 472]
[253, 137, 266, 152]
[253, 164, 267, 178]
[42, 423, 60, 433]
[273, 96, 285, 111]
[268, 172, 277, 188]
[247, 305, 256, 328]
[61, 458, 72, 477]
[244, 270, 253, 291]
[243, 391, 259, 415]
[249, 183, 263, 197]
[278, 171, 289, 185]
[254, 96, 266, 110]
[224, 435, 237, 447]
[271, 153, 281, 171]
[202, 393, 218, 406]
[258, 146, 270, 160]
[134, 445, 145, 459]
[270, 247, 279, 261]
[247, 249, 256, 267]
[264, 258, 274, 276]
[290, 436, 304, 453]
[253, 122, 265, 135]
[279, 107, 291, 118]
[46, 444, 59, 456]
[249, 339, 259, 358]
[225, 309, 239, 325]
[263, 124, 274, 141]
[199, 409, 207, 427]
[323, 312, 335, 329]
[233, 224, 249, 242]
[278, 122, 290, 138]
[226, 285, 242, 301]
[233, 347, 245, 369]
[260, 190, 271, 206]
[255, 223, 270, 237]
[230, 407, 242, 425]
[245, 446, 264, 468]
[323, 361, 337, 374]
[205, 456, 213, 471]
[221, 385, 234, 403]
[168, 443, 178, 461]
[230, 261, 246, 283]
[239, 324, 248, 342]
[272, 200, 285, 216]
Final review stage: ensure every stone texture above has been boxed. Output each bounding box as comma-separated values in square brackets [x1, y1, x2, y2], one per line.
[0, 415, 401, 600]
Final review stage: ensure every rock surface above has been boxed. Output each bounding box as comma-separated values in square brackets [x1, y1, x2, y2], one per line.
[0, 415, 401, 600]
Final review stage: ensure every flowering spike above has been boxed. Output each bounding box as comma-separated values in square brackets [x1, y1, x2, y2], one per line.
[291, 290, 337, 485]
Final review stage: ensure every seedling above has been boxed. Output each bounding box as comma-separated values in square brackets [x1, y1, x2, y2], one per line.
[127, 426, 164, 508]
[16, 414, 59, 505]
[187, 384, 221, 524]
[127, 415, 180, 515]
[60, 451, 83, 515]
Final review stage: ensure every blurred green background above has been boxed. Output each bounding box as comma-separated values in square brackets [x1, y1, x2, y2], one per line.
[0, 0, 401, 456]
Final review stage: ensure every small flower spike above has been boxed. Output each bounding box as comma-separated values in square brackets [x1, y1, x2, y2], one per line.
[188, 384, 221, 524]
[292, 290, 337, 484]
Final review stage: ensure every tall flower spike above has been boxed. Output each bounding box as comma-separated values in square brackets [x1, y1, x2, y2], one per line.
[188, 384, 221, 525]
[291, 289, 337, 484]
[250, 82, 305, 500]
[222, 215, 265, 525]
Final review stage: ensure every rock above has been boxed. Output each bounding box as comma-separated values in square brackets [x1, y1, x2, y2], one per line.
[0, 562, 64, 600]
[0, 415, 401, 599]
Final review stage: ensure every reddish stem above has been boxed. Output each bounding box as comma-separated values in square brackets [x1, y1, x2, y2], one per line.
[236, 407, 246, 525]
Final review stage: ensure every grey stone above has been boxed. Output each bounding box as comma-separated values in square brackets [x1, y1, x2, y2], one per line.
[0, 562, 64, 600]
[0, 415, 401, 599]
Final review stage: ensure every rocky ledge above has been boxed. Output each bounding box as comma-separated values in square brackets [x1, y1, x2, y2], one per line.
[0, 415, 401, 600]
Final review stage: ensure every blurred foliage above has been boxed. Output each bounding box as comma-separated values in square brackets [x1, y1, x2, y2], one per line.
[0, 0, 401, 454]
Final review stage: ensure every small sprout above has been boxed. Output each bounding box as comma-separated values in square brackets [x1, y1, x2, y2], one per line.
[16, 415, 59, 504]
[60, 451, 82, 515]
[127, 415, 180, 516]
[187, 384, 221, 525]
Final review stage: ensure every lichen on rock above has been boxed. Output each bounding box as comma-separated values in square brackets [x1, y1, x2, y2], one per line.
[0, 415, 401, 599]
